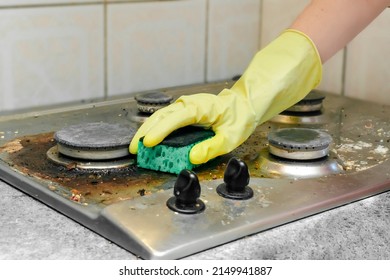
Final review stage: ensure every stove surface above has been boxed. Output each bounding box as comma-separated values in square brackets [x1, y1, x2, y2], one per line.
[1, 82, 390, 259]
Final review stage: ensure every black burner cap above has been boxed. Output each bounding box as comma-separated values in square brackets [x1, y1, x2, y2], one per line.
[268, 128, 332, 151]
[299, 90, 326, 103]
[135, 92, 173, 114]
[135, 91, 173, 104]
[284, 90, 326, 113]
[54, 122, 135, 149]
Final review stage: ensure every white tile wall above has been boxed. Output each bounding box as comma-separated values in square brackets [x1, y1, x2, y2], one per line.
[261, 0, 344, 95]
[206, 0, 261, 82]
[0, 0, 100, 6]
[107, 0, 207, 96]
[261, 0, 310, 46]
[105, 0, 155, 2]
[0, 0, 388, 111]
[344, 9, 390, 104]
[0, 5, 104, 111]
[319, 51, 345, 95]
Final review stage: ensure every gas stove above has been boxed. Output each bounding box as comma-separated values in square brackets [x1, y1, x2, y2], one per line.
[1, 81, 390, 260]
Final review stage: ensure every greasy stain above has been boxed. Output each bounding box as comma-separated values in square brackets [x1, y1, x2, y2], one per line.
[0, 131, 268, 206]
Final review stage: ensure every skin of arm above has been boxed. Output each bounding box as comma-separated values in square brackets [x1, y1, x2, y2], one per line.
[290, 0, 390, 63]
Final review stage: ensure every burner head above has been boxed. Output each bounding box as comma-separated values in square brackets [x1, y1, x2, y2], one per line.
[267, 128, 332, 160]
[284, 90, 325, 113]
[46, 146, 134, 170]
[270, 90, 328, 124]
[135, 91, 173, 114]
[54, 122, 135, 160]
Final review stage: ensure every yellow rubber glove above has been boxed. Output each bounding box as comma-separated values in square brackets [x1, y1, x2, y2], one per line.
[129, 29, 322, 165]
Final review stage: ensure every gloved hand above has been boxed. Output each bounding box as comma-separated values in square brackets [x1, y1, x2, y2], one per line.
[129, 29, 322, 165]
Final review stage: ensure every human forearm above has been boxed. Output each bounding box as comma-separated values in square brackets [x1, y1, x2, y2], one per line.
[290, 0, 390, 62]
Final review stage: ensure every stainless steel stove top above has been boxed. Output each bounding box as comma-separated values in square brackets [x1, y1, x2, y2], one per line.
[1, 81, 390, 259]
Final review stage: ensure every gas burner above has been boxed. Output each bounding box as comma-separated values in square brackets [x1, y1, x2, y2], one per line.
[257, 150, 343, 179]
[47, 122, 135, 170]
[285, 90, 325, 113]
[47, 146, 134, 170]
[268, 128, 331, 160]
[135, 91, 173, 114]
[270, 90, 327, 124]
[131, 91, 173, 123]
[258, 128, 343, 178]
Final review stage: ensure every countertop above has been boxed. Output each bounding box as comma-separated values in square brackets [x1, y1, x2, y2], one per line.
[1, 179, 390, 260]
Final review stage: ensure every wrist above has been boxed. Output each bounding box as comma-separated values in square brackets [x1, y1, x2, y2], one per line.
[229, 29, 323, 125]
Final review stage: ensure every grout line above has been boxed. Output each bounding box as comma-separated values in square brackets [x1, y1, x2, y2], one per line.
[204, 0, 210, 83]
[0, 1, 156, 10]
[340, 47, 348, 96]
[103, 1, 108, 98]
[0, 2, 104, 10]
[258, 0, 263, 49]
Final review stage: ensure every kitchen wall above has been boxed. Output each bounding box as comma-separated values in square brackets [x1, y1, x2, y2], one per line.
[0, 0, 389, 112]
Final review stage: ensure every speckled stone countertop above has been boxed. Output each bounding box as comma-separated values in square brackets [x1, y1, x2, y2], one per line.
[1, 180, 390, 260]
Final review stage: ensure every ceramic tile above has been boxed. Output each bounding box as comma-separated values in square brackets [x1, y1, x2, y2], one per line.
[206, 0, 261, 82]
[261, 0, 343, 94]
[0, 0, 99, 6]
[107, 0, 206, 96]
[316, 51, 345, 94]
[0, 6, 104, 111]
[260, 0, 310, 46]
[344, 10, 390, 104]
[105, 0, 156, 2]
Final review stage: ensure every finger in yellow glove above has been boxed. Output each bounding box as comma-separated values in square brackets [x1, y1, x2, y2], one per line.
[129, 29, 322, 165]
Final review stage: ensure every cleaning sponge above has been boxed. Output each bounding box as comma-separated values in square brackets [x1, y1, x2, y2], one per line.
[137, 126, 215, 174]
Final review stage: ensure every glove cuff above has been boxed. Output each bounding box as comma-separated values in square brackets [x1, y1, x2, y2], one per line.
[284, 28, 323, 72]
[231, 28, 323, 125]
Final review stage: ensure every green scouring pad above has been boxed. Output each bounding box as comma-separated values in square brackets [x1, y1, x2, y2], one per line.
[137, 126, 215, 174]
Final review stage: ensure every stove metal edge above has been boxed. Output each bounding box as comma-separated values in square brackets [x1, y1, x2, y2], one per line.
[2, 152, 390, 260]
[98, 160, 390, 259]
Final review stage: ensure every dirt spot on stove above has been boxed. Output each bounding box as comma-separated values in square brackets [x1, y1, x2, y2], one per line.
[0, 132, 175, 206]
[0, 131, 269, 206]
[0, 139, 23, 154]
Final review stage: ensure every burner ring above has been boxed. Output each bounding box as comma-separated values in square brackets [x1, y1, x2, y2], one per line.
[47, 146, 133, 170]
[268, 128, 332, 160]
[56, 143, 130, 160]
[257, 150, 343, 179]
[135, 91, 173, 114]
[54, 122, 135, 160]
[270, 112, 328, 125]
[284, 90, 326, 113]
[270, 90, 328, 124]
